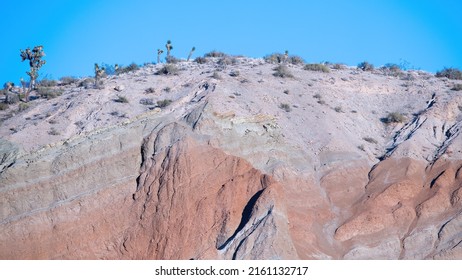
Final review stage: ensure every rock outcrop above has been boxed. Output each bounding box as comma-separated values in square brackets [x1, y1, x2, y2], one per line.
[1, 57, 461, 259]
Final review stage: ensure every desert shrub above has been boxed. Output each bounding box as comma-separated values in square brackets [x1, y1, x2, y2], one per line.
[436, 68, 462, 80]
[18, 102, 30, 111]
[139, 98, 154, 105]
[114, 95, 129, 103]
[334, 106, 343, 113]
[264, 53, 285, 64]
[229, 70, 240, 77]
[60, 76, 78, 86]
[452, 84, 462, 91]
[381, 63, 403, 77]
[48, 127, 60, 135]
[211, 71, 222, 80]
[39, 79, 57, 87]
[165, 56, 181, 64]
[215, 56, 237, 67]
[204, 50, 227, 58]
[116, 63, 139, 74]
[313, 93, 322, 99]
[194, 57, 208, 64]
[358, 61, 374, 71]
[273, 65, 293, 78]
[304, 63, 330, 73]
[264, 53, 304, 65]
[37, 87, 64, 99]
[332, 63, 346, 70]
[382, 112, 406, 123]
[163, 87, 171, 92]
[288, 55, 305, 65]
[78, 78, 95, 88]
[279, 103, 291, 112]
[0, 103, 8, 110]
[357, 145, 365, 151]
[156, 64, 179, 75]
[145, 87, 156, 93]
[157, 99, 172, 108]
[363, 137, 378, 144]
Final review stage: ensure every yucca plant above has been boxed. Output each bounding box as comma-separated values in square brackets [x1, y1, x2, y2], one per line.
[20, 45, 46, 102]
[187, 47, 196, 62]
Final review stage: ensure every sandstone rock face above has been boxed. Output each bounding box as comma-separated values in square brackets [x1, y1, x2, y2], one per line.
[1, 58, 461, 259]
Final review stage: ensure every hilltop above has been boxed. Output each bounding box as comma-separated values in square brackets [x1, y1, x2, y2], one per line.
[1, 56, 461, 259]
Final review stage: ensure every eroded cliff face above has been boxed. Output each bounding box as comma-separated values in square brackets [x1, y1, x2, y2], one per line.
[1, 58, 461, 259]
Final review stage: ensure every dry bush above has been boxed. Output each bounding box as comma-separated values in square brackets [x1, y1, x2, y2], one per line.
[452, 84, 462, 91]
[204, 51, 227, 58]
[358, 61, 374, 71]
[436, 68, 462, 80]
[37, 87, 64, 99]
[304, 63, 330, 73]
[382, 112, 406, 123]
[279, 103, 291, 112]
[156, 64, 179, 75]
[194, 57, 208, 64]
[273, 65, 294, 78]
[60, 76, 78, 86]
[157, 99, 172, 108]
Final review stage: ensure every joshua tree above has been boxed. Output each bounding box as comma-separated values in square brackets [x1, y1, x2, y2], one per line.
[165, 40, 173, 57]
[187, 47, 196, 62]
[283, 50, 289, 64]
[2, 82, 14, 104]
[20, 45, 46, 102]
[94, 63, 106, 88]
[157, 49, 164, 64]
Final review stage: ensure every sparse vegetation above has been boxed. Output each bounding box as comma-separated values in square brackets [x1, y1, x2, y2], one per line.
[332, 63, 346, 70]
[212, 71, 222, 80]
[37, 87, 64, 99]
[78, 78, 95, 89]
[204, 50, 226, 58]
[18, 102, 30, 111]
[304, 63, 330, 73]
[59, 76, 78, 86]
[273, 65, 293, 78]
[279, 103, 291, 112]
[435, 67, 462, 80]
[157, 99, 172, 108]
[139, 98, 154, 105]
[358, 61, 374, 71]
[156, 64, 179, 75]
[381, 63, 403, 77]
[229, 70, 240, 77]
[194, 57, 208, 64]
[363, 137, 378, 144]
[116, 63, 139, 74]
[115, 95, 129, 103]
[334, 106, 343, 113]
[313, 93, 322, 99]
[145, 87, 156, 93]
[94, 63, 106, 89]
[0, 103, 8, 110]
[264, 52, 304, 65]
[382, 112, 406, 124]
[452, 84, 462, 91]
[163, 87, 171, 92]
[48, 127, 60, 135]
[39, 79, 57, 87]
[20, 45, 46, 102]
[165, 56, 181, 64]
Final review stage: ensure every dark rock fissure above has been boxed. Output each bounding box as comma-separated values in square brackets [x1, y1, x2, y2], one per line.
[217, 189, 265, 250]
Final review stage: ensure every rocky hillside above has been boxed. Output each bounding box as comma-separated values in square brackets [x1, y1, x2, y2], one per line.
[1, 57, 461, 259]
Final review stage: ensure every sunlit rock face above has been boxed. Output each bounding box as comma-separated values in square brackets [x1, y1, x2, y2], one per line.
[1, 58, 461, 259]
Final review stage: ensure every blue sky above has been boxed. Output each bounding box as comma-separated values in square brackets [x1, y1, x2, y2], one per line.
[1, 0, 461, 84]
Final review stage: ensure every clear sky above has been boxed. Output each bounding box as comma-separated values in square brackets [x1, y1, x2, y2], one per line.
[1, 0, 461, 84]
